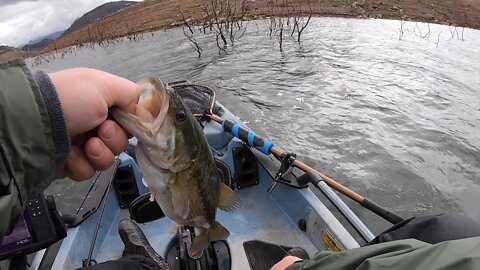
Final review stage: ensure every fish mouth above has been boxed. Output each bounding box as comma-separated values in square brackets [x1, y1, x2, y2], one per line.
[110, 77, 171, 145]
[139, 77, 171, 136]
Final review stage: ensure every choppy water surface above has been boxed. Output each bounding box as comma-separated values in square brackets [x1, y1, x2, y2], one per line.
[33, 18, 480, 236]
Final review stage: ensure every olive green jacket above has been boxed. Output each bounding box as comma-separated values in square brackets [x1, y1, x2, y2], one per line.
[288, 236, 480, 270]
[0, 59, 69, 237]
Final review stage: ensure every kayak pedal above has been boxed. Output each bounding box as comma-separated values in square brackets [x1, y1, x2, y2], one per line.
[166, 226, 232, 270]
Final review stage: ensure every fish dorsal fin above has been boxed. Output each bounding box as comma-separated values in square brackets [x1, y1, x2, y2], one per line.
[218, 182, 242, 212]
[170, 177, 190, 219]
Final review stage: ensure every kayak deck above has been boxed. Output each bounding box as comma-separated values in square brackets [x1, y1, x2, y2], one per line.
[95, 179, 318, 269]
[49, 105, 360, 270]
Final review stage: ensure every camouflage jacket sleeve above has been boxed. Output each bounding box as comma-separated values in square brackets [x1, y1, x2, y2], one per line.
[287, 236, 480, 270]
[0, 59, 70, 237]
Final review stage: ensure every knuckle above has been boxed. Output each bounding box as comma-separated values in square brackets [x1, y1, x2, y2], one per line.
[113, 140, 128, 155]
[90, 99, 108, 125]
[72, 167, 94, 181]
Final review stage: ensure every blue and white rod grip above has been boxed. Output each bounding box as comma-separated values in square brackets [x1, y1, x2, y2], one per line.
[222, 120, 274, 155]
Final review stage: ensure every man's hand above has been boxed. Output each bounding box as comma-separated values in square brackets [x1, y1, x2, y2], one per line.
[270, 256, 303, 270]
[50, 68, 140, 181]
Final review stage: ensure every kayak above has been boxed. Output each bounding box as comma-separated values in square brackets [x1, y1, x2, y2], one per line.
[23, 82, 373, 269]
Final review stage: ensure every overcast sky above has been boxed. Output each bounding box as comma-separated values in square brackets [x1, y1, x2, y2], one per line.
[0, 0, 141, 47]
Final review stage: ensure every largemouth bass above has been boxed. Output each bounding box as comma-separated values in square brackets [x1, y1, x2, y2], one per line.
[110, 77, 242, 251]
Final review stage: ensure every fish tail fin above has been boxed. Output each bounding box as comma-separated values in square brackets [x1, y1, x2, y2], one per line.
[191, 222, 230, 251]
[208, 221, 230, 242]
[218, 182, 242, 212]
[191, 233, 209, 251]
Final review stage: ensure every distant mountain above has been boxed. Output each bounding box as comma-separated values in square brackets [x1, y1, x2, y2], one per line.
[26, 30, 64, 46]
[61, 1, 138, 37]
[21, 30, 64, 51]
[19, 1, 138, 51]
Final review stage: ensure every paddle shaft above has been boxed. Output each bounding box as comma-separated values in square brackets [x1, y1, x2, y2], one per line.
[209, 114, 404, 224]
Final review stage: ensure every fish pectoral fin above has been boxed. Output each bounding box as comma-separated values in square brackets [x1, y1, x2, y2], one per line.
[170, 178, 190, 219]
[217, 182, 242, 212]
[191, 222, 230, 251]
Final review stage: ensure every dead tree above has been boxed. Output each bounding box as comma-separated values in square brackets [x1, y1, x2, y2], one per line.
[180, 11, 203, 57]
[422, 23, 431, 39]
[399, 19, 406, 40]
[296, 15, 311, 42]
[294, 0, 312, 42]
[435, 31, 442, 46]
[279, 17, 284, 51]
[199, 0, 250, 51]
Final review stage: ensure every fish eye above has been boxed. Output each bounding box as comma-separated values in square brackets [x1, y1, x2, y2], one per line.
[176, 110, 186, 122]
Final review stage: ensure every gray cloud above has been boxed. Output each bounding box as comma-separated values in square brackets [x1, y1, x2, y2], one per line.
[0, 0, 38, 8]
[0, 0, 141, 47]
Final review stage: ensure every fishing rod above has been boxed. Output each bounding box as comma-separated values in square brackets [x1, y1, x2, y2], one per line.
[207, 113, 404, 225]
[83, 171, 114, 266]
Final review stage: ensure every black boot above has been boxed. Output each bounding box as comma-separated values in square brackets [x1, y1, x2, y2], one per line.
[118, 219, 171, 270]
[287, 247, 310, 260]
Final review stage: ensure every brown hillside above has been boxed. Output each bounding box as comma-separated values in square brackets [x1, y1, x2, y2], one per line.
[42, 0, 480, 53]
[0, 46, 40, 63]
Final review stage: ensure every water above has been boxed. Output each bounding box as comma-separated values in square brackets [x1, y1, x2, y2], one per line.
[32, 18, 480, 237]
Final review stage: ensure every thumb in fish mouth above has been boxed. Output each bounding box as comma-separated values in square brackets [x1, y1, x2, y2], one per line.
[108, 77, 170, 143]
[135, 77, 167, 122]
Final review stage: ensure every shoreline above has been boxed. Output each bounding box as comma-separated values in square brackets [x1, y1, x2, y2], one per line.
[4, 0, 479, 60]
